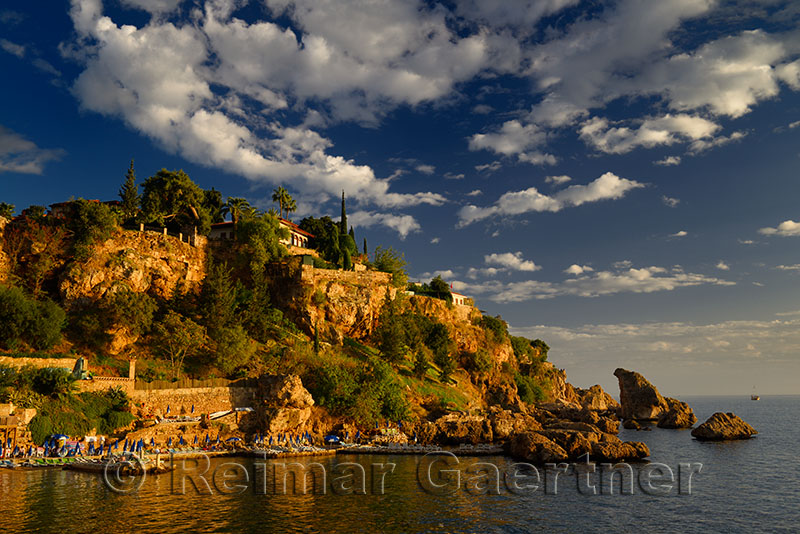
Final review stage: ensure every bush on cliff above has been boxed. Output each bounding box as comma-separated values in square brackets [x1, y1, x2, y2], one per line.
[0, 286, 66, 350]
[479, 314, 508, 344]
[372, 246, 408, 287]
[67, 199, 118, 262]
[308, 356, 409, 424]
[515, 373, 546, 404]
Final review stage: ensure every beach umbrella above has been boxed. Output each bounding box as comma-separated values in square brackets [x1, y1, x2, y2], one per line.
[97, 445, 104, 456]
[166, 405, 171, 415]
[113, 440, 119, 450]
[151, 438, 156, 447]
[179, 436, 185, 446]
[375, 422, 378, 429]
[123, 438, 128, 450]
[205, 434, 210, 444]
[88, 443, 95, 455]
[168, 437, 172, 447]
[193, 435, 198, 445]
[355, 431, 361, 440]
[12, 446, 19, 457]
[269, 436, 273, 446]
[27, 446, 33, 457]
[191, 404, 195, 414]
[216, 436, 221, 445]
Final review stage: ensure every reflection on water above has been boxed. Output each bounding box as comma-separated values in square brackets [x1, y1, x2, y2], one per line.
[1, 397, 798, 533]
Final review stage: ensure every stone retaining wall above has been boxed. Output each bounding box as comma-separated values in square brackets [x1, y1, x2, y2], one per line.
[129, 386, 258, 418]
[0, 356, 77, 370]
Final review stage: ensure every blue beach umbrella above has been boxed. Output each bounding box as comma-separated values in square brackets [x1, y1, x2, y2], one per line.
[193, 435, 198, 445]
[88, 443, 95, 455]
[166, 405, 170, 415]
[179, 436, 185, 446]
[205, 434, 210, 444]
[98, 445, 104, 456]
[168, 437, 172, 447]
[216, 436, 221, 445]
[123, 438, 128, 450]
[151, 438, 156, 447]
[355, 431, 361, 440]
[375, 422, 379, 429]
[113, 440, 119, 450]
[269, 436, 273, 446]
[191, 404, 195, 414]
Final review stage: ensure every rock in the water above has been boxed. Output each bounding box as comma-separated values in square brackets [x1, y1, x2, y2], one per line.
[591, 440, 650, 462]
[691, 412, 757, 441]
[657, 397, 697, 429]
[623, 419, 642, 430]
[508, 432, 569, 464]
[614, 368, 670, 421]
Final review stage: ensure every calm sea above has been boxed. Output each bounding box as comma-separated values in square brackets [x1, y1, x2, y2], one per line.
[1, 396, 798, 533]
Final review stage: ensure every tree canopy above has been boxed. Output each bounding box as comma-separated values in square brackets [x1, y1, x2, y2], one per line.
[141, 169, 211, 234]
[118, 160, 140, 221]
[271, 186, 296, 219]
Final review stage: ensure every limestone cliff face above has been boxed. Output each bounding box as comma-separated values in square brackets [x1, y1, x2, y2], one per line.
[404, 295, 514, 365]
[267, 258, 397, 342]
[58, 229, 206, 301]
[0, 216, 9, 285]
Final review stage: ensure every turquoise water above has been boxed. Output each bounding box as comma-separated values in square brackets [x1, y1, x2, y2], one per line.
[0, 396, 797, 533]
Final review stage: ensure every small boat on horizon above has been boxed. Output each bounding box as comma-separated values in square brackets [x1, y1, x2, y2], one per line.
[751, 394, 760, 401]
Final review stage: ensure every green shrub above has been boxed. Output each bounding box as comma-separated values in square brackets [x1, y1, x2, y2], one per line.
[480, 315, 508, 343]
[31, 368, 74, 398]
[461, 348, 493, 374]
[515, 373, 546, 404]
[212, 325, 256, 375]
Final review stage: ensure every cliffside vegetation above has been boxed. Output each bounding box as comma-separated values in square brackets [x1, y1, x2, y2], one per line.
[1, 162, 559, 428]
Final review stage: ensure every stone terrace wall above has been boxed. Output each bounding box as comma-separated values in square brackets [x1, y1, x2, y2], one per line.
[300, 264, 392, 286]
[77, 377, 134, 394]
[129, 386, 258, 418]
[0, 356, 76, 370]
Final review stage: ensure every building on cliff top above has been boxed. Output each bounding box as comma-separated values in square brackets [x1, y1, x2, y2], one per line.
[451, 291, 473, 306]
[209, 218, 314, 249]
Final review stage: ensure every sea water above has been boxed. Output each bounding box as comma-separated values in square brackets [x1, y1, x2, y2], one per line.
[0, 396, 797, 533]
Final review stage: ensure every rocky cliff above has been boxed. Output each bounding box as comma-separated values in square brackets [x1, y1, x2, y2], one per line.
[0, 216, 9, 285]
[58, 229, 206, 301]
[267, 258, 398, 343]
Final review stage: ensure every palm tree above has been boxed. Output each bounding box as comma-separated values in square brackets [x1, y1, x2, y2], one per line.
[221, 197, 251, 238]
[271, 186, 296, 219]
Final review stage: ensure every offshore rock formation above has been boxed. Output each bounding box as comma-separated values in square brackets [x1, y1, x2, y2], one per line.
[614, 368, 696, 428]
[614, 368, 670, 420]
[657, 398, 697, 429]
[691, 412, 757, 441]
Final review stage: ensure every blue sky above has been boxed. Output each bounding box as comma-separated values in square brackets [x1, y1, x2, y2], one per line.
[2, 0, 800, 395]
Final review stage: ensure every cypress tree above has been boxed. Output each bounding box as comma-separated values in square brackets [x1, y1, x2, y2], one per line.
[349, 225, 355, 246]
[340, 190, 347, 234]
[363, 237, 367, 256]
[314, 322, 320, 354]
[119, 159, 140, 221]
